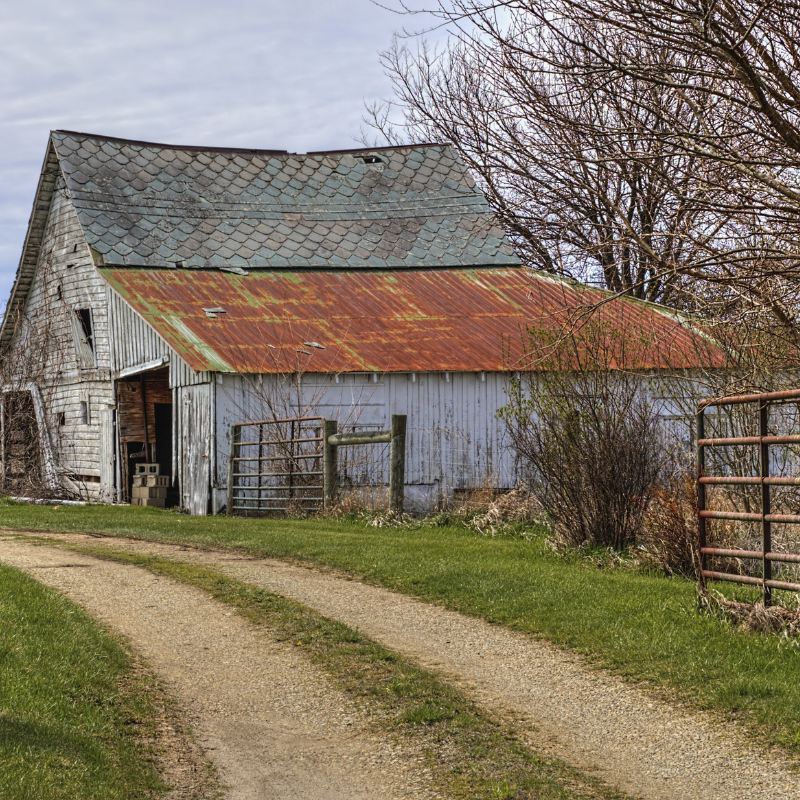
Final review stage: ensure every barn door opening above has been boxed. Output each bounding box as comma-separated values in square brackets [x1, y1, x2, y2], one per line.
[0, 391, 42, 494]
[116, 367, 175, 505]
[154, 402, 177, 506]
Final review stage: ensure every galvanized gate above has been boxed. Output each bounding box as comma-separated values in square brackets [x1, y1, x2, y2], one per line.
[226, 414, 407, 516]
[226, 416, 325, 514]
[697, 388, 800, 605]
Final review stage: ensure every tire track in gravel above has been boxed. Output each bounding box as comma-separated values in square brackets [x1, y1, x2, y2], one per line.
[21, 530, 800, 800]
[0, 538, 440, 800]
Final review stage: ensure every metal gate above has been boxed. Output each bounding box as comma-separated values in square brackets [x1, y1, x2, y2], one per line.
[697, 388, 800, 605]
[226, 416, 324, 514]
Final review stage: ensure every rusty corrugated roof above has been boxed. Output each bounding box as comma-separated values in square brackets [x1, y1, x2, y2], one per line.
[51, 131, 518, 271]
[100, 266, 724, 373]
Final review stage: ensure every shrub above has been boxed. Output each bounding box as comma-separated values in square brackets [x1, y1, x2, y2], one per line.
[499, 321, 670, 550]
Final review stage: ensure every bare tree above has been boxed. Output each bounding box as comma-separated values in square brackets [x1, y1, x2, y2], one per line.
[371, 0, 800, 334]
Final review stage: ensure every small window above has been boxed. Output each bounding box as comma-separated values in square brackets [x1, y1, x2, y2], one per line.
[58, 412, 66, 426]
[76, 309, 94, 352]
[71, 308, 95, 368]
[80, 401, 88, 425]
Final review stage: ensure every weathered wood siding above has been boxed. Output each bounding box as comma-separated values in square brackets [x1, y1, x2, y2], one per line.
[178, 382, 213, 515]
[2, 179, 115, 498]
[107, 289, 171, 375]
[212, 371, 516, 512]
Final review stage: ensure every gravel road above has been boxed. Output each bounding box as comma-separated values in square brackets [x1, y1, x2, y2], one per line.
[0, 537, 438, 800]
[14, 530, 799, 800]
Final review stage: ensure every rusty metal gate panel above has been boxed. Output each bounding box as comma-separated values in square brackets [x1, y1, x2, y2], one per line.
[227, 416, 324, 515]
[697, 387, 800, 605]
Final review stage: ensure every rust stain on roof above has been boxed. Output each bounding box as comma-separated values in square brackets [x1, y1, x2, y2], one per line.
[100, 267, 724, 374]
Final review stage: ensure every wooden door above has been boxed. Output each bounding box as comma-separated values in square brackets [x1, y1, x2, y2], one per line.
[179, 384, 212, 516]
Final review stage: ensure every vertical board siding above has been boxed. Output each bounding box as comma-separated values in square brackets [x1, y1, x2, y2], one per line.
[108, 289, 171, 374]
[213, 371, 517, 510]
[177, 382, 212, 516]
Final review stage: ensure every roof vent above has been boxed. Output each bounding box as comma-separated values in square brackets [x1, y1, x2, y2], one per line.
[203, 307, 226, 319]
[360, 155, 385, 170]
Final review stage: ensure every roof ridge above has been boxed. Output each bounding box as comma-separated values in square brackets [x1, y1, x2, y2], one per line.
[53, 130, 443, 158]
[53, 130, 290, 156]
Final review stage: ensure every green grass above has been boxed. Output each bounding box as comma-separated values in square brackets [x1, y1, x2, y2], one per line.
[0, 559, 170, 799]
[63, 546, 630, 800]
[3, 499, 800, 756]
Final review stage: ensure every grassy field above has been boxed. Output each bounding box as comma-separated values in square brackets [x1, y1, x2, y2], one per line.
[0, 558, 172, 800]
[3, 499, 800, 755]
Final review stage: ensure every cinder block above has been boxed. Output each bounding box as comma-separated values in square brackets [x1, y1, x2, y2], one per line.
[132, 474, 170, 488]
[132, 486, 168, 499]
[135, 463, 161, 476]
[131, 496, 166, 508]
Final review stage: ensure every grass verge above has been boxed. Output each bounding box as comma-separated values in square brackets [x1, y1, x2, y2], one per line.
[63, 542, 630, 800]
[0, 557, 217, 800]
[3, 500, 800, 757]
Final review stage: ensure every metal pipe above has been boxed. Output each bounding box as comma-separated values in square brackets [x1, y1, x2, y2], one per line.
[701, 547, 800, 564]
[702, 570, 800, 593]
[699, 387, 800, 409]
[760, 401, 772, 605]
[697, 435, 800, 446]
[699, 476, 800, 485]
[140, 373, 150, 462]
[699, 510, 800, 524]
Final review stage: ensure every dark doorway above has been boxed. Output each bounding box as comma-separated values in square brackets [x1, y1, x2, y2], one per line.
[154, 403, 176, 505]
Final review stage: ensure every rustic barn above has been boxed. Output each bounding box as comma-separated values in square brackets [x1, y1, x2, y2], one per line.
[0, 131, 721, 514]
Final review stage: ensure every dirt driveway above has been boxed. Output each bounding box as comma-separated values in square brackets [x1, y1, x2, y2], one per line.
[3, 529, 800, 800]
[0, 536, 438, 800]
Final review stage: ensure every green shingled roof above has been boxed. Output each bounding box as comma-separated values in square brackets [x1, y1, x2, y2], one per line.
[50, 131, 520, 271]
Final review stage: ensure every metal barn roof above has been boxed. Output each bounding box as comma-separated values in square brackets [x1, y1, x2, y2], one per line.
[100, 266, 724, 373]
[51, 131, 519, 271]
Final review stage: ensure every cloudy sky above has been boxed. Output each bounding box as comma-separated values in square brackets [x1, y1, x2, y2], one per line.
[0, 0, 437, 302]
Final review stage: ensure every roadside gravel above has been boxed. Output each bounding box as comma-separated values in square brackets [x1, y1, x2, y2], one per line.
[19, 530, 800, 800]
[0, 537, 439, 800]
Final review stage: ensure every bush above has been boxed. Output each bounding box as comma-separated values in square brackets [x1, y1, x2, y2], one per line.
[499, 322, 670, 550]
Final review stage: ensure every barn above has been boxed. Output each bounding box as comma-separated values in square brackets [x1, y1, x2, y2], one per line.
[0, 131, 719, 514]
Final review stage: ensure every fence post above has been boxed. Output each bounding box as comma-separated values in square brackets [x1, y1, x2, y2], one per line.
[696, 408, 706, 587]
[226, 424, 240, 516]
[389, 414, 406, 515]
[760, 401, 772, 607]
[323, 419, 338, 511]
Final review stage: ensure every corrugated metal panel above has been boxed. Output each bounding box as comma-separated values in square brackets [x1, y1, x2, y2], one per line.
[99, 267, 724, 374]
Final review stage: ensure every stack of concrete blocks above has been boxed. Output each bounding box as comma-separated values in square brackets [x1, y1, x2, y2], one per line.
[131, 463, 169, 508]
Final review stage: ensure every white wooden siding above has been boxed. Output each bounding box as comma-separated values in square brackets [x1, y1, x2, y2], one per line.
[107, 289, 171, 375]
[177, 382, 212, 515]
[213, 371, 517, 511]
[3, 179, 116, 499]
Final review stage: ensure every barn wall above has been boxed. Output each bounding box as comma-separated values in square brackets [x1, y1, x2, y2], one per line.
[212, 371, 516, 512]
[107, 288, 213, 387]
[2, 179, 115, 498]
[107, 289, 170, 374]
